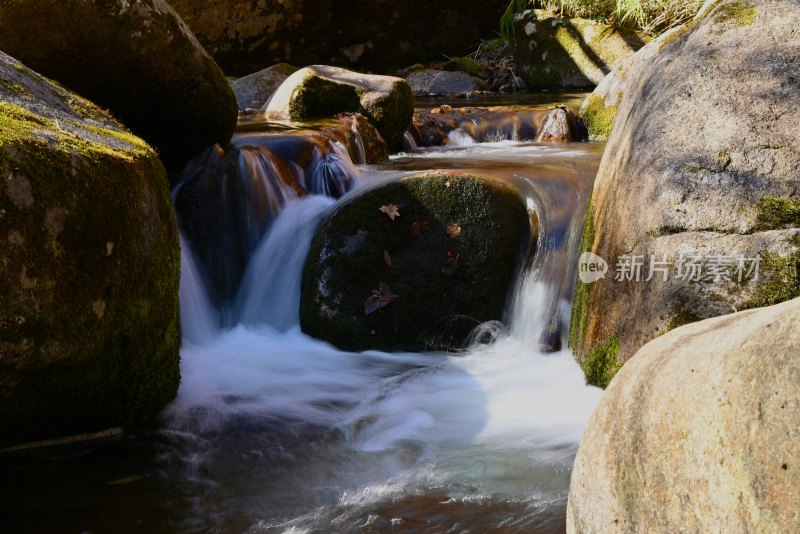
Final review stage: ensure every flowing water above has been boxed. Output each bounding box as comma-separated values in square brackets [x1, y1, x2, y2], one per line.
[0, 95, 605, 533]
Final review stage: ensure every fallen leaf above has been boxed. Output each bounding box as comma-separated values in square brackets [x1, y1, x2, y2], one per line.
[379, 204, 401, 221]
[364, 282, 398, 315]
[446, 223, 462, 239]
[383, 249, 392, 268]
[442, 252, 461, 276]
[411, 219, 430, 239]
[444, 180, 451, 188]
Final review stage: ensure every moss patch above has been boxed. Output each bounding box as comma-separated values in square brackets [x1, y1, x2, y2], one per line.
[581, 93, 618, 141]
[581, 337, 622, 388]
[741, 234, 800, 310]
[288, 73, 362, 120]
[443, 57, 487, 78]
[569, 199, 595, 355]
[668, 306, 701, 331]
[755, 197, 800, 230]
[715, 1, 757, 26]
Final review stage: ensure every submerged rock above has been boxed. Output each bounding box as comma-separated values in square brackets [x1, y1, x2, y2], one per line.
[513, 10, 648, 90]
[265, 65, 415, 150]
[300, 174, 534, 352]
[568, 297, 800, 533]
[570, 0, 800, 372]
[0, 53, 180, 447]
[0, 0, 238, 171]
[232, 63, 298, 112]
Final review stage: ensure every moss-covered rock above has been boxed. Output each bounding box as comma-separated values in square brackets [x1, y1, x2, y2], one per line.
[513, 10, 649, 90]
[0, 52, 180, 447]
[406, 70, 491, 97]
[0, 0, 238, 172]
[442, 57, 488, 79]
[300, 174, 534, 352]
[265, 66, 415, 151]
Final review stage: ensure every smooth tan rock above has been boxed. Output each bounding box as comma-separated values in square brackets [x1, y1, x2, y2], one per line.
[568, 297, 800, 533]
[571, 0, 800, 363]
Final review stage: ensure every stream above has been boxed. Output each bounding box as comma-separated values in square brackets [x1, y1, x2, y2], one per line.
[1, 94, 605, 533]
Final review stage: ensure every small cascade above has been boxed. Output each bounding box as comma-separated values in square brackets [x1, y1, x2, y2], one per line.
[174, 134, 361, 319]
[446, 127, 477, 146]
[236, 195, 335, 329]
[178, 236, 220, 346]
[402, 130, 418, 151]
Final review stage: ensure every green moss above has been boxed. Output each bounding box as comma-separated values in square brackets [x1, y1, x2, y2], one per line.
[741, 234, 800, 311]
[288, 73, 361, 120]
[715, 1, 757, 26]
[569, 199, 595, 354]
[755, 197, 800, 230]
[442, 57, 487, 78]
[581, 93, 618, 141]
[0, 78, 29, 96]
[367, 80, 415, 150]
[581, 337, 622, 388]
[667, 306, 701, 331]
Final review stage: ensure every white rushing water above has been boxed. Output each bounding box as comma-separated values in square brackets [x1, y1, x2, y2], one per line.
[168, 141, 603, 531]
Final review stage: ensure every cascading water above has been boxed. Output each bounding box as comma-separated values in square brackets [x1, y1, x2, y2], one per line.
[0, 96, 606, 533]
[164, 110, 606, 531]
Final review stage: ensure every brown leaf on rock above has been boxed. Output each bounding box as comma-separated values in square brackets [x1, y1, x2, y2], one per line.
[364, 282, 398, 315]
[442, 251, 460, 276]
[379, 204, 401, 221]
[383, 249, 392, 268]
[411, 220, 430, 239]
[446, 223, 462, 239]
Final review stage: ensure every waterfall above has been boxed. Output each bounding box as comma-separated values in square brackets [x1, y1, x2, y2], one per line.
[178, 235, 220, 346]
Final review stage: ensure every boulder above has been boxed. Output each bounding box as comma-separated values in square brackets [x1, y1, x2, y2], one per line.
[264, 65, 415, 149]
[513, 10, 649, 90]
[300, 174, 534, 352]
[568, 297, 800, 533]
[570, 0, 800, 372]
[579, 1, 721, 141]
[407, 70, 491, 97]
[232, 63, 298, 112]
[534, 107, 586, 142]
[169, 0, 510, 75]
[0, 0, 238, 172]
[0, 52, 180, 446]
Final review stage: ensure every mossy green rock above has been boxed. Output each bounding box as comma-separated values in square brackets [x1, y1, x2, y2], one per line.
[571, 0, 800, 363]
[513, 10, 649, 90]
[264, 65, 415, 150]
[232, 63, 299, 112]
[300, 174, 533, 352]
[0, 52, 180, 447]
[569, 297, 800, 533]
[0, 0, 238, 172]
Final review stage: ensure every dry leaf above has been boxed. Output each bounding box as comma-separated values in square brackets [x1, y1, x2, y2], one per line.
[442, 252, 460, 276]
[444, 180, 451, 188]
[446, 223, 462, 239]
[383, 249, 392, 268]
[364, 282, 398, 315]
[379, 204, 401, 221]
[411, 220, 430, 239]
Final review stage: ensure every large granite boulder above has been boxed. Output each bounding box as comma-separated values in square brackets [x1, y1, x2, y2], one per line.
[513, 10, 649, 90]
[568, 297, 800, 533]
[0, 0, 238, 172]
[570, 0, 800, 375]
[300, 174, 534, 351]
[264, 65, 415, 149]
[169, 0, 510, 75]
[0, 53, 180, 447]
